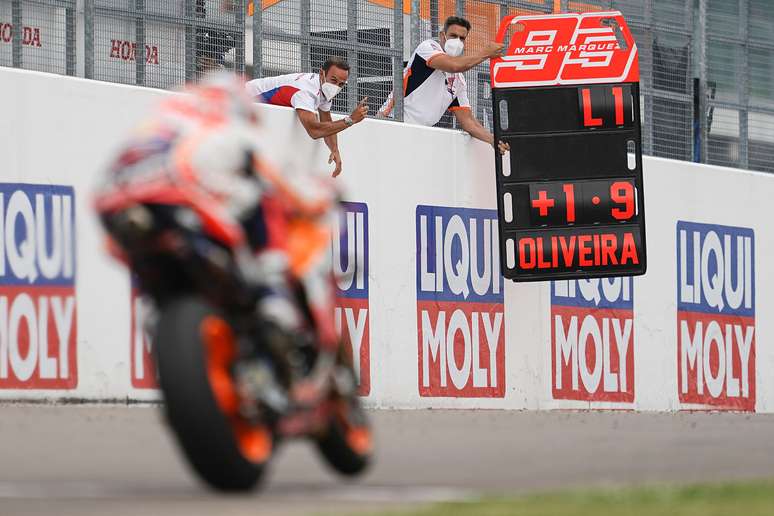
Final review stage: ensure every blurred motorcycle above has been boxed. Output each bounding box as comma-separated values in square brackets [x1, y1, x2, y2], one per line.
[95, 75, 372, 491]
[101, 201, 372, 491]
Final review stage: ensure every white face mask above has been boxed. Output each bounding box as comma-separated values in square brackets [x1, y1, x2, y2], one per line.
[320, 79, 342, 101]
[444, 37, 464, 57]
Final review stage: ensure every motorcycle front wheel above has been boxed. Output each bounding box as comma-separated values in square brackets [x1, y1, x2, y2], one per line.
[316, 358, 373, 476]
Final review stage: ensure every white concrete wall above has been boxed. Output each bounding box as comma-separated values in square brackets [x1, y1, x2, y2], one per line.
[1, 67, 772, 412]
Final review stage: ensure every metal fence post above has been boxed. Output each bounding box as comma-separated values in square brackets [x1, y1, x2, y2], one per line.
[697, 0, 708, 163]
[347, 0, 359, 111]
[642, 0, 654, 156]
[135, 0, 146, 86]
[235, 1, 245, 75]
[430, 0, 438, 38]
[12, 0, 22, 68]
[300, 0, 310, 70]
[455, 0, 464, 17]
[184, 0, 196, 81]
[410, 0, 420, 53]
[84, 0, 94, 79]
[739, 0, 749, 169]
[393, 0, 404, 121]
[252, 0, 262, 78]
[66, 4, 76, 76]
[683, 0, 692, 162]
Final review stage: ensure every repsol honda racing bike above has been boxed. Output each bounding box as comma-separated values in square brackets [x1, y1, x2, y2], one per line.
[100, 201, 373, 491]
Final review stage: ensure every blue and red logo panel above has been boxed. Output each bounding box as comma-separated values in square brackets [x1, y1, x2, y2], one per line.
[677, 221, 755, 411]
[334, 202, 370, 395]
[551, 278, 634, 403]
[416, 205, 505, 398]
[0, 184, 77, 389]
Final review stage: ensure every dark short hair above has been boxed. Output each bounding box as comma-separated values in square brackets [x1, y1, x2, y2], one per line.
[322, 56, 350, 72]
[443, 16, 471, 33]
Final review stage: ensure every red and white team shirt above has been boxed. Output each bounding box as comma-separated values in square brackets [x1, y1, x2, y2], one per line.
[246, 73, 332, 113]
[382, 39, 471, 126]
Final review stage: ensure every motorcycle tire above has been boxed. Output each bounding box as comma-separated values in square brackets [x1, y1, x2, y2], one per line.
[316, 379, 373, 476]
[155, 296, 272, 491]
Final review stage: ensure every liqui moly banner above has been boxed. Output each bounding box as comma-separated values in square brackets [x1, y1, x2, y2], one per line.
[677, 221, 756, 411]
[334, 202, 370, 395]
[552, 278, 634, 403]
[416, 206, 505, 398]
[0, 184, 77, 389]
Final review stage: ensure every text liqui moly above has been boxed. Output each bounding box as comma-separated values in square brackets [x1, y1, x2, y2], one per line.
[416, 206, 505, 397]
[552, 278, 634, 403]
[677, 222, 755, 411]
[0, 184, 77, 389]
[333, 202, 370, 395]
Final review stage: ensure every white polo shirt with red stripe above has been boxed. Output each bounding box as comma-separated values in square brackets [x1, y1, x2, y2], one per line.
[246, 73, 332, 113]
[382, 39, 471, 126]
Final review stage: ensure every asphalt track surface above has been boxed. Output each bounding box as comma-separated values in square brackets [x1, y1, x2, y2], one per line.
[1, 406, 774, 516]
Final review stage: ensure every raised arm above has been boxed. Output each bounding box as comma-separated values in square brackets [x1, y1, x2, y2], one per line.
[429, 42, 504, 74]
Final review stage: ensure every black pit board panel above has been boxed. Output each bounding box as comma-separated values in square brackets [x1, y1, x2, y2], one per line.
[493, 83, 647, 282]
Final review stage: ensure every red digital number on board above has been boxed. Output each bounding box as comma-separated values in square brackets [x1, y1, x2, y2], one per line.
[581, 89, 602, 127]
[582, 87, 626, 128]
[532, 182, 635, 224]
[612, 87, 624, 125]
[531, 190, 555, 217]
[532, 186, 576, 223]
[611, 181, 635, 220]
[562, 184, 576, 223]
[532, 184, 579, 224]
